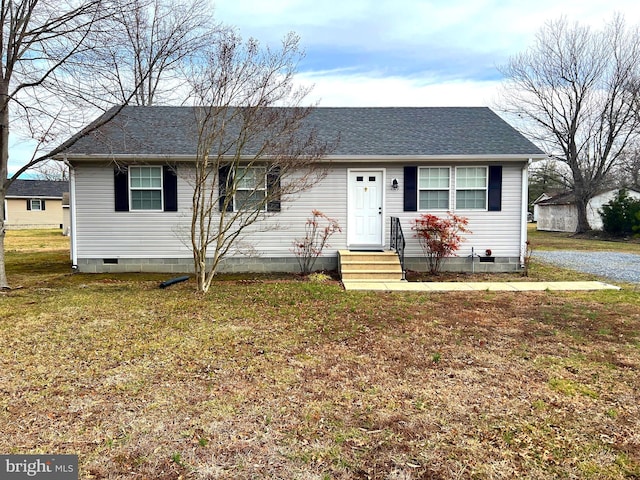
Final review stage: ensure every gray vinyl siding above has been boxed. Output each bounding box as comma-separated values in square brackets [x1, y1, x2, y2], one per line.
[73, 163, 349, 260]
[384, 162, 526, 258]
[72, 161, 525, 262]
[74, 163, 193, 258]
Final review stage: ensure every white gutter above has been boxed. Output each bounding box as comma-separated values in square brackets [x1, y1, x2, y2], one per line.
[520, 159, 531, 267]
[67, 157, 78, 269]
[58, 153, 549, 163]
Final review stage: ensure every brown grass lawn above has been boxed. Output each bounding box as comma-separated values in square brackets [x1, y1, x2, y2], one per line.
[1, 230, 640, 479]
[528, 224, 640, 253]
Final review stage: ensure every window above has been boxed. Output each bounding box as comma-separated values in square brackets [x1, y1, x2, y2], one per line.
[234, 166, 267, 211]
[29, 199, 44, 211]
[418, 167, 450, 209]
[129, 166, 163, 210]
[456, 167, 487, 209]
[114, 165, 177, 212]
[404, 165, 501, 213]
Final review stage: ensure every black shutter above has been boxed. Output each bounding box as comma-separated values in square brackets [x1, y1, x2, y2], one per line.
[266, 165, 281, 212]
[114, 166, 129, 212]
[41, 200, 46, 211]
[403, 166, 417, 211]
[488, 166, 502, 211]
[163, 165, 178, 212]
[26, 200, 31, 210]
[219, 165, 233, 212]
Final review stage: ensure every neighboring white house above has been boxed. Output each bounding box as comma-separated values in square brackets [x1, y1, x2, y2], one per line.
[53, 106, 546, 274]
[535, 188, 640, 232]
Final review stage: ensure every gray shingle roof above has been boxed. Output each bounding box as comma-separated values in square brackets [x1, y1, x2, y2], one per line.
[537, 188, 640, 206]
[7, 179, 68, 198]
[56, 106, 544, 158]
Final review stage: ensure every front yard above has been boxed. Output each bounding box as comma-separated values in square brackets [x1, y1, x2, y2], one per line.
[1, 230, 639, 478]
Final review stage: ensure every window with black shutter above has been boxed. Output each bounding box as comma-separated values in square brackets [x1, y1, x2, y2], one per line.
[114, 165, 178, 212]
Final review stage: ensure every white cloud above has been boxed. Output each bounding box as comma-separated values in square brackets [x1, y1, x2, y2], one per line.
[214, 0, 639, 101]
[298, 71, 502, 107]
[215, 0, 637, 55]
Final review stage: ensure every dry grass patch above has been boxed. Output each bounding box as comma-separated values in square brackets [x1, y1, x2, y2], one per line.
[1, 231, 639, 479]
[528, 224, 640, 253]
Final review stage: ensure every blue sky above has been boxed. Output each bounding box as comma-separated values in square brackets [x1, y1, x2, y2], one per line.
[9, 0, 636, 175]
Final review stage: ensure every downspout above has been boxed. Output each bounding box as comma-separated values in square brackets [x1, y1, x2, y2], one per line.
[520, 160, 531, 268]
[66, 156, 78, 270]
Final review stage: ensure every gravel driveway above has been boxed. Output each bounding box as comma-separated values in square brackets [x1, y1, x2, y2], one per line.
[533, 251, 640, 284]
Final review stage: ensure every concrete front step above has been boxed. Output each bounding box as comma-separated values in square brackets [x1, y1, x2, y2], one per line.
[338, 250, 398, 262]
[341, 261, 402, 272]
[338, 250, 404, 281]
[341, 270, 403, 280]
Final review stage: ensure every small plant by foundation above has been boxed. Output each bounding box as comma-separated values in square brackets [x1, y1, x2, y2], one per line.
[412, 212, 470, 274]
[292, 210, 341, 275]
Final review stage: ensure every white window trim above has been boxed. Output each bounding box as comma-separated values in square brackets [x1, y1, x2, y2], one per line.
[455, 166, 488, 211]
[129, 166, 164, 211]
[418, 166, 451, 211]
[234, 166, 267, 212]
[30, 199, 43, 211]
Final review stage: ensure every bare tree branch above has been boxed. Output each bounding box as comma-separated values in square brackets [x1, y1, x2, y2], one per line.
[89, 0, 223, 106]
[186, 32, 334, 293]
[499, 14, 640, 232]
[1, 0, 228, 288]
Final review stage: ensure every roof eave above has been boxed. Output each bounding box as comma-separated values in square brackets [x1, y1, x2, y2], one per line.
[6, 195, 64, 199]
[59, 153, 548, 163]
[323, 154, 547, 162]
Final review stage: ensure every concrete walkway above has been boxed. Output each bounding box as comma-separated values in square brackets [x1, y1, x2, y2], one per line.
[342, 280, 621, 292]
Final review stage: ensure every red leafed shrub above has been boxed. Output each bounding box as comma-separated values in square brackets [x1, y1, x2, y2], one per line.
[292, 210, 342, 275]
[411, 212, 471, 274]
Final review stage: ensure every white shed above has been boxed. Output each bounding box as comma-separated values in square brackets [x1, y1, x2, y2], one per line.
[535, 189, 640, 232]
[531, 193, 552, 222]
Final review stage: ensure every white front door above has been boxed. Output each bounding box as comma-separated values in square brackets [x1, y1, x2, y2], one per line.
[348, 169, 384, 248]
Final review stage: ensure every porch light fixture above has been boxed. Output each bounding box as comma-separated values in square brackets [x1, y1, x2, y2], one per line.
[392, 178, 399, 190]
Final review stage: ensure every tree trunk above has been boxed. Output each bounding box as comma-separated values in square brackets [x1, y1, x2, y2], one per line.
[0, 79, 10, 289]
[574, 197, 591, 233]
[0, 218, 7, 289]
[573, 179, 591, 233]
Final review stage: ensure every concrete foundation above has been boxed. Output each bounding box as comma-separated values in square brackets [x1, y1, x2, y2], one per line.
[75, 254, 522, 274]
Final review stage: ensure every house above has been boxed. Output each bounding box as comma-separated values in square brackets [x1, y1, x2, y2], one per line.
[4, 179, 69, 231]
[534, 188, 640, 232]
[53, 106, 546, 274]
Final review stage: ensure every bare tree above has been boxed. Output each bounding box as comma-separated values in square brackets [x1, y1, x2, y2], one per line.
[0, 0, 174, 289]
[187, 31, 332, 293]
[92, 0, 221, 106]
[615, 147, 640, 190]
[500, 15, 640, 232]
[528, 158, 572, 205]
[1, 0, 107, 288]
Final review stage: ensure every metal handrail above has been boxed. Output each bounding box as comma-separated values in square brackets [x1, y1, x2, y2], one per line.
[390, 217, 406, 280]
